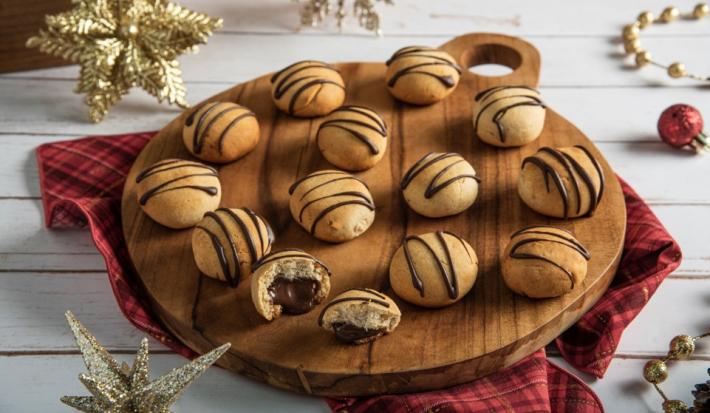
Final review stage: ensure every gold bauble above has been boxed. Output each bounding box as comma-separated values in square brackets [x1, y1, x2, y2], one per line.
[624, 38, 642, 54]
[660, 6, 680, 22]
[693, 3, 710, 18]
[668, 62, 687, 78]
[662, 399, 688, 413]
[669, 335, 695, 359]
[637, 11, 655, 27]
[623, 23, 640, 39]
[635, 51, 652, 67]
[643, 359, 669, 383]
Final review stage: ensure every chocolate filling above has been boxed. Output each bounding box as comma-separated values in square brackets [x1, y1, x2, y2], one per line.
[268, 277, 320, 315]
[332, 322, 384, 343]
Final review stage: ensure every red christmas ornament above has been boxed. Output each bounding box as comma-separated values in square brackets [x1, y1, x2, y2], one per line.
[657, 104, 709, 152]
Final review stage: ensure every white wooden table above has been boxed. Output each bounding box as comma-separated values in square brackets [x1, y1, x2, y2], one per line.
[1, 1, 708, 411]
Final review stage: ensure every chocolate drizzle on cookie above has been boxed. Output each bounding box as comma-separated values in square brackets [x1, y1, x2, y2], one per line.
[521, 146, 605, 218]
[317, 288, 390, 326]
[195, 207, 272, 287]
[508, 226, 590, 289]
[252, 248, 331, 275]
[270, 60, 345, 115]
[289, 170, 375, 235]
[473, 85, 546, 143]
[402, 231, 472, 299]
[185, 102, 256, 155]
[386, 46, 462, 88]
[401, 152, 480, 199]
[136, 159, 219, 206]
[317, 105, 387, 155]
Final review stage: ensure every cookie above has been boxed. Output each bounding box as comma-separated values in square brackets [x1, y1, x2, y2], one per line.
[316, 105, 388, 171]
[472, 85, 546, 148]
[501, 225, 590, 298]
[289, 170, 375, 243]
[251, 249, 331, 321]
[135, 159, 221, 229]
[192, 207, 274, 287]
[385, 46, 462, 105]
[518, 146, 605, 219]
[318, 288, 401, 344]
[389, 231, 478, 308]
[182, 102, 260, 164]
[270, 60, 345, 117]
[401, 152, 480, 218]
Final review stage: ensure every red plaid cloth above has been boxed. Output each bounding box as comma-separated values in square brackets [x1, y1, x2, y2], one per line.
[37, 132, 682, 413]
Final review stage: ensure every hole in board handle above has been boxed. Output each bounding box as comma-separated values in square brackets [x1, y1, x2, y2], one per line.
[461, 43, 522, 78]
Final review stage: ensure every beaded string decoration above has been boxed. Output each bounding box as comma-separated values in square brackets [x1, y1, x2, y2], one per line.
[642, 331, 710, 413]
[621, 3, 710, 81]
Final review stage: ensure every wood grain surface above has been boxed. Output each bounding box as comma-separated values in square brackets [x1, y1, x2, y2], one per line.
[120, 33, 626, 396]
[0, 0, 72, 73]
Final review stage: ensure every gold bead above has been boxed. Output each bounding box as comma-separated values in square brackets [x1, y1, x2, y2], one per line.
[693, 3, 710, 18]
[663, 400, 688, 413]
[668, 62, 687, 78]
[624, 38, 642, 54]
[637, 11, 655, 27]
[660, 6, 680, 22]
[643, 359, 668, 383]
[635, 51, 652, 67]
[669, 335, 695, 359]
[622, 23, 640, 39]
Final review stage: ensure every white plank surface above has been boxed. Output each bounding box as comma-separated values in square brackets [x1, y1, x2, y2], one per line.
[0, 354, 329, 412]
[5, 34, 710, 87]
[1, 0, 708, 411]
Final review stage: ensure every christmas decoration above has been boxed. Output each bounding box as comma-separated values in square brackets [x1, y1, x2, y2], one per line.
[622, 3, 710, 83]
[295, 0, 393, 35]
[658, 104, 709, 152]
[26, 0, 222, 123]
[61, 311, 229, 412]
[642, 330, 710, 413]
[691, 369, 710, 413]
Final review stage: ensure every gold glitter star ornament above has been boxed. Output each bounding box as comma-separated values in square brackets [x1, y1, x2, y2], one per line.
[27, 0, 222, 123]
[61, 311, 230, 413]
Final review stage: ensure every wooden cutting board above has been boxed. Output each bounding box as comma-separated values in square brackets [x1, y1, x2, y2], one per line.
[121, 33, 626, 396]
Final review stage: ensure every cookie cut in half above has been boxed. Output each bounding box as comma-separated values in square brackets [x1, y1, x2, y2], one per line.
[251, 249, 331, 321]
[318, 288, 401, 344]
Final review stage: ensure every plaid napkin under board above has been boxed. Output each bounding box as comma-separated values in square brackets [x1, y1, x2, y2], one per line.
[36, 132, 682, 413]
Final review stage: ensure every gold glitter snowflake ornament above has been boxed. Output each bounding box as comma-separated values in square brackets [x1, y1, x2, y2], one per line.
[61, 311, 230, 412]
[27, 0, 222, 123]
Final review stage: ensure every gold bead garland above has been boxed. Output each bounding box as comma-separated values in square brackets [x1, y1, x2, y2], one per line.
[622, 3, 710, 82]
[642, 331, 710, 413]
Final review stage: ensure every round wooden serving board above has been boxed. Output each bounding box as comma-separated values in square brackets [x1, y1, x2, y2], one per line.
[122, 33, 626, 396]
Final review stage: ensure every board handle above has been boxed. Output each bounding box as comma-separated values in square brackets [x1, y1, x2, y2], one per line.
[439, 33, 541, 88]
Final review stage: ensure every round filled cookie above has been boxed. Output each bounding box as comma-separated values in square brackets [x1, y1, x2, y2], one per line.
[135, 159, 221, 229]
[501, 225, 590, 298]
[389, 231, 478, 308]
[251, 249, 331, 321]
[472, 85, 546, 148]
[192, 207, 274, 287]
[318, 288, 401, 344]
[518, 146, 605, 219]
[316, 105, 388, 171]
[182, 102, 259, 164]
[289, 170, 375, 243]
[385, 46, 462, 105]
[401, 152, 480, 218]
[270, 60, 345, 117]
